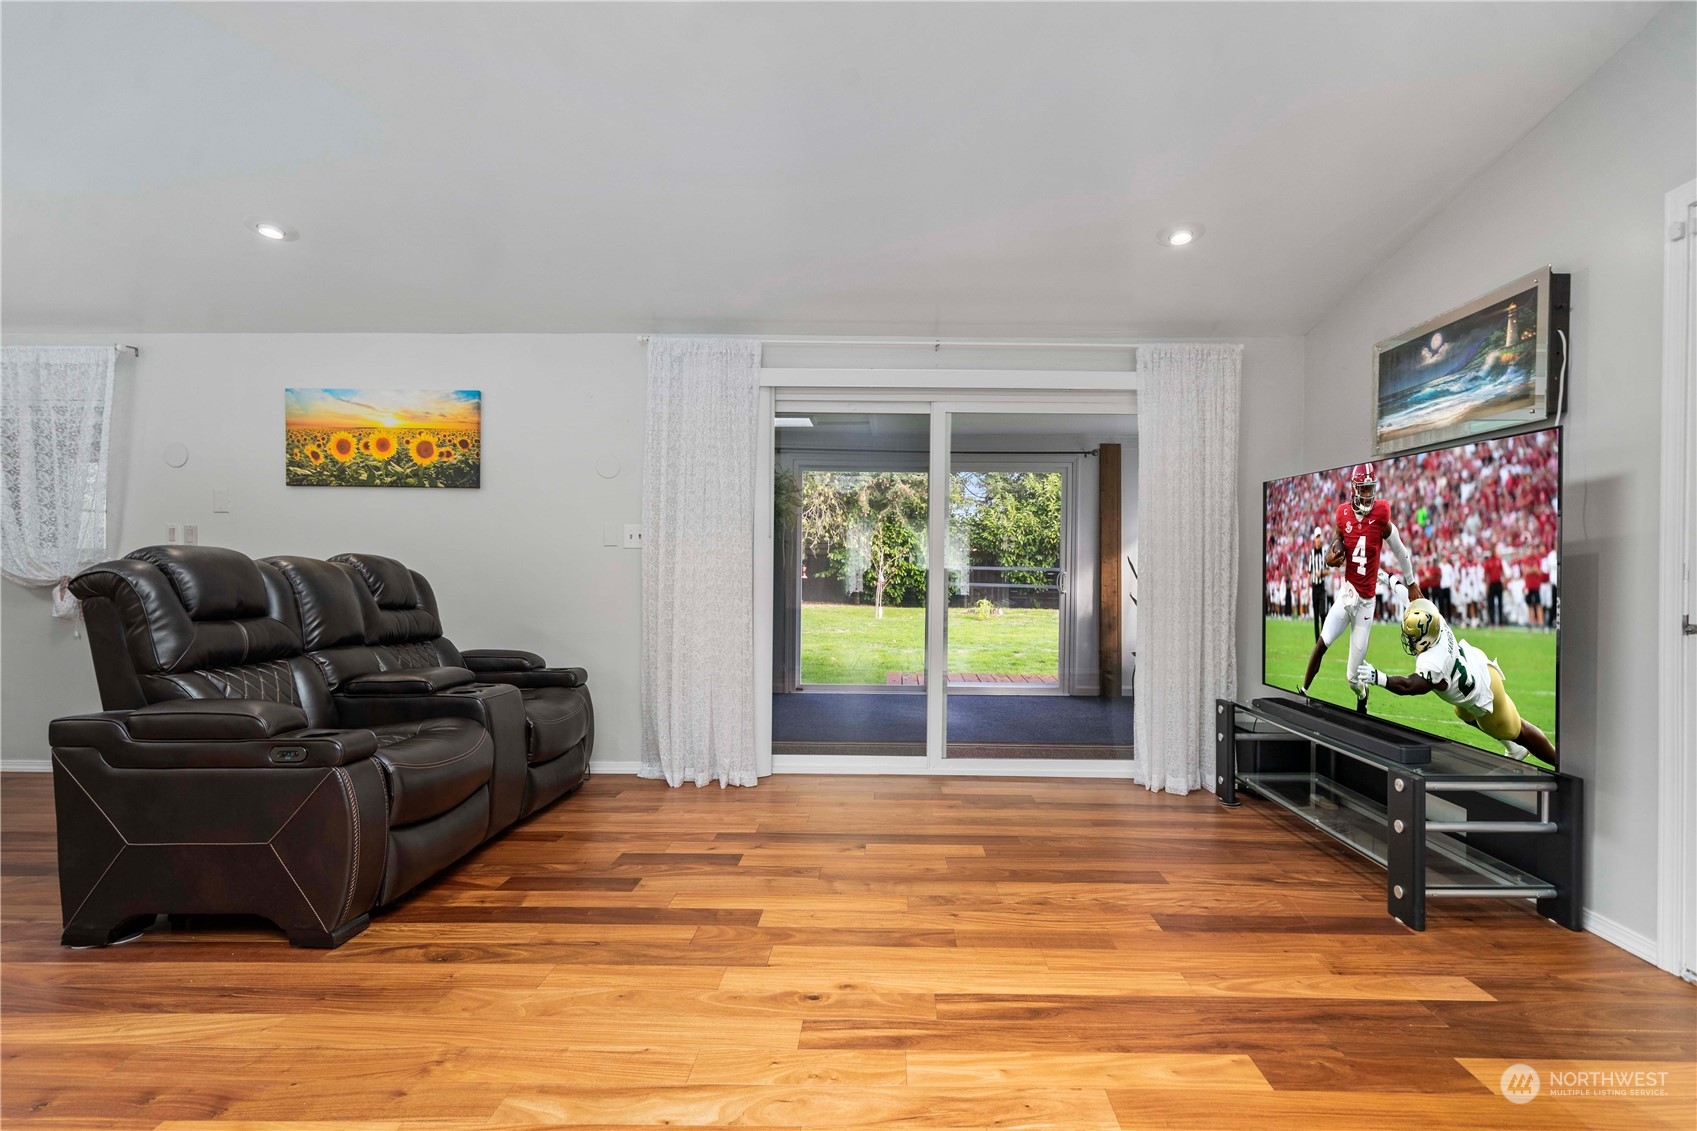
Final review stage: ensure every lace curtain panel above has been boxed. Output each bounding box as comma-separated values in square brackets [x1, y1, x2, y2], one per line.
[640, 337, 762, 787]
[1, 346, 116, 617]
[1133, 343, 1242, 794]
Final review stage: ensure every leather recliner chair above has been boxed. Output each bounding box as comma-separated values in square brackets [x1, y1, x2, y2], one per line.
[327, 553, 593, 818]
[261, 554, 532, 839]
[54, 546, 513, 947]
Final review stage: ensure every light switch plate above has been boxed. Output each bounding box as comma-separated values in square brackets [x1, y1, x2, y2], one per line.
[183, 524, 199, 545]
[165, 523, 180, 544]
[623, 524, 645, 549]
[213, 488, 230, 513]
[602, 523, 621, 547]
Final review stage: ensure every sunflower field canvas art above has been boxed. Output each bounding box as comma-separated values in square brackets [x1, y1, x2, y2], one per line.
[285, 389, 481, 488]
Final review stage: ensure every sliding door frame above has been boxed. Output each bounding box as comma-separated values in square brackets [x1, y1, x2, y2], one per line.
[758, 373, 1137, 778]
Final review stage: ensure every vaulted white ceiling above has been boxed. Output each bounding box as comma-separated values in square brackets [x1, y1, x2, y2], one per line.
[0, 2, 1661, 335]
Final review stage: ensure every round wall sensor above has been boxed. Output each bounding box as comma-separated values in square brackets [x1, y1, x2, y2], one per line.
[595, 455, 622, 480]
[163, 442, 189, 468]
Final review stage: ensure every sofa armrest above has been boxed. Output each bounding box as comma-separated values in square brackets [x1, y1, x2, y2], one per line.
[469, 667, 588, 689]
[341, 667, 476, 696]
[49, 711, 377, 769]
[461, 649, 548, 673]
[125, 699, 309, 741]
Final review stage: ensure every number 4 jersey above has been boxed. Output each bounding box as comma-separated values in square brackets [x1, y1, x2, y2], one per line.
[1413, 623, 1496, 718]
[1334, 499, 1392, 600]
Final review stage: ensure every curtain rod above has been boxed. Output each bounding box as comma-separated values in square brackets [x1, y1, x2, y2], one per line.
[116, 345, 139, 357]
[637, 335, 1138, 351]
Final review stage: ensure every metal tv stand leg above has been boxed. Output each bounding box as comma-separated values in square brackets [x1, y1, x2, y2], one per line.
[1386, 769, 1427, 930]
[1215, 700, 1240, 807]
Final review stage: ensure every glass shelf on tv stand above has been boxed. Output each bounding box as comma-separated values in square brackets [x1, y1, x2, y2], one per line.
[1235, 770, 1557, 898]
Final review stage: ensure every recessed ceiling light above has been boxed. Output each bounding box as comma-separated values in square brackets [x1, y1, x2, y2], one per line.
[773, 416, 814, 428]
[1157, 224, 1204, 248]
[250, 220, 299, 242]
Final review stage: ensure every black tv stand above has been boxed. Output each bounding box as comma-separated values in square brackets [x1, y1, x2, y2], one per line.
[1217, 697, 1582, 931]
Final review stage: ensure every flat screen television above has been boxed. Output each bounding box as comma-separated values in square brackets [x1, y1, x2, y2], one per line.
[1263, 427, 1561, 768]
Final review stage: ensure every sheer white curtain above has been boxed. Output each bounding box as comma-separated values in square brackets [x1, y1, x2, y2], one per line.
[1, 346, 117, 618]
[640, 337, 762, 787]
[1133, 343, 1242, 794]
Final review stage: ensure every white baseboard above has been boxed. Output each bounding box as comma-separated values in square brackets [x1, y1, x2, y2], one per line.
[588, 760, 643, 775]
[1583, 908, 1659, 967]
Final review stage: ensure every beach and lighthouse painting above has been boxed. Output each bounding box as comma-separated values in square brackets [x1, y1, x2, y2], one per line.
[1373, 269, 1562, 456]
[284, 388, 481, 488]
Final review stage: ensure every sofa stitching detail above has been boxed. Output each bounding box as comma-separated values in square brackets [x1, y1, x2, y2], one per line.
[332, 766, 360, 926]
[268, 842, 328, 931]
[53, 754, 132, 927]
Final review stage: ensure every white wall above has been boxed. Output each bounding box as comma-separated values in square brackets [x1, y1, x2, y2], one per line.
[1, 334, 647, 770]
[4, 331, 1305, 775]
[1120, 434, 1140, 692]
[1236, 337, 1310, 704]
[1302, 3, 1696, 943]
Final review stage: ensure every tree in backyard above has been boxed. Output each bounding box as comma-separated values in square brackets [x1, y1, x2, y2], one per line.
[956, 472, 1063, 600]
[801, 471, 928, 617]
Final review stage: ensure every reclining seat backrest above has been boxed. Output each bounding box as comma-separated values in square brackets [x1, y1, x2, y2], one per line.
[328, 554, 464, 669]
[68, 546, 335, 725]
[264, 554, 461, 692]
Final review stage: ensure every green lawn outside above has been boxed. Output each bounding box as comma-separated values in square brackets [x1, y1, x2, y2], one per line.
[1262, 617, 1559, 759]
[800, 602, 1060, 685]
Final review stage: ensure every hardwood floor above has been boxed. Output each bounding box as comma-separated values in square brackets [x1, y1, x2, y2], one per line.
[3, 771, 1692, 1129]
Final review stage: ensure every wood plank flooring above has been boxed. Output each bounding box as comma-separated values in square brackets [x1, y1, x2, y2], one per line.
[3, 771, 1693, 1129]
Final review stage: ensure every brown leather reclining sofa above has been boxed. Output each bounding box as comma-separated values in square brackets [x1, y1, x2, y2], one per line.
[49, 545, 592, 949]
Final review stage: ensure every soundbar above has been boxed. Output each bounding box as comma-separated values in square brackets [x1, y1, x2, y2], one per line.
[1251, 697, 1432, 765]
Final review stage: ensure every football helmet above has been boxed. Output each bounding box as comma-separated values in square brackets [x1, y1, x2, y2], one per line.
[1349, 463, 1378, 517]
[1400, 597, 1443, 656]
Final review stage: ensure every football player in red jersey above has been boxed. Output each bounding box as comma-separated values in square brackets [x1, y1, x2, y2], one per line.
[1299, 463, 1422, 712]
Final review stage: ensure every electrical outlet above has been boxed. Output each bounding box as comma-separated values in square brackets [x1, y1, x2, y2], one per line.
[623, 524, 645, 549]
[183, 524, 199, 545]
[166, 523, 180, 544]
[213, 488, 230, 513]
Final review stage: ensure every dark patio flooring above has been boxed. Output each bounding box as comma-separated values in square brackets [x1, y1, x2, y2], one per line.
[772, 691, 1135, 758]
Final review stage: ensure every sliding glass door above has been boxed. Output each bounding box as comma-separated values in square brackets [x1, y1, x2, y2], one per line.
[766, 393, 1136, 774]
[771, 411, 930, 759]
[946, 461, 1067, 692]
[944, 412, 1136, 762]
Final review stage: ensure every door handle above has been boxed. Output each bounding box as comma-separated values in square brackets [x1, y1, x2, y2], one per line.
[1685, 615, 1697, 636]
